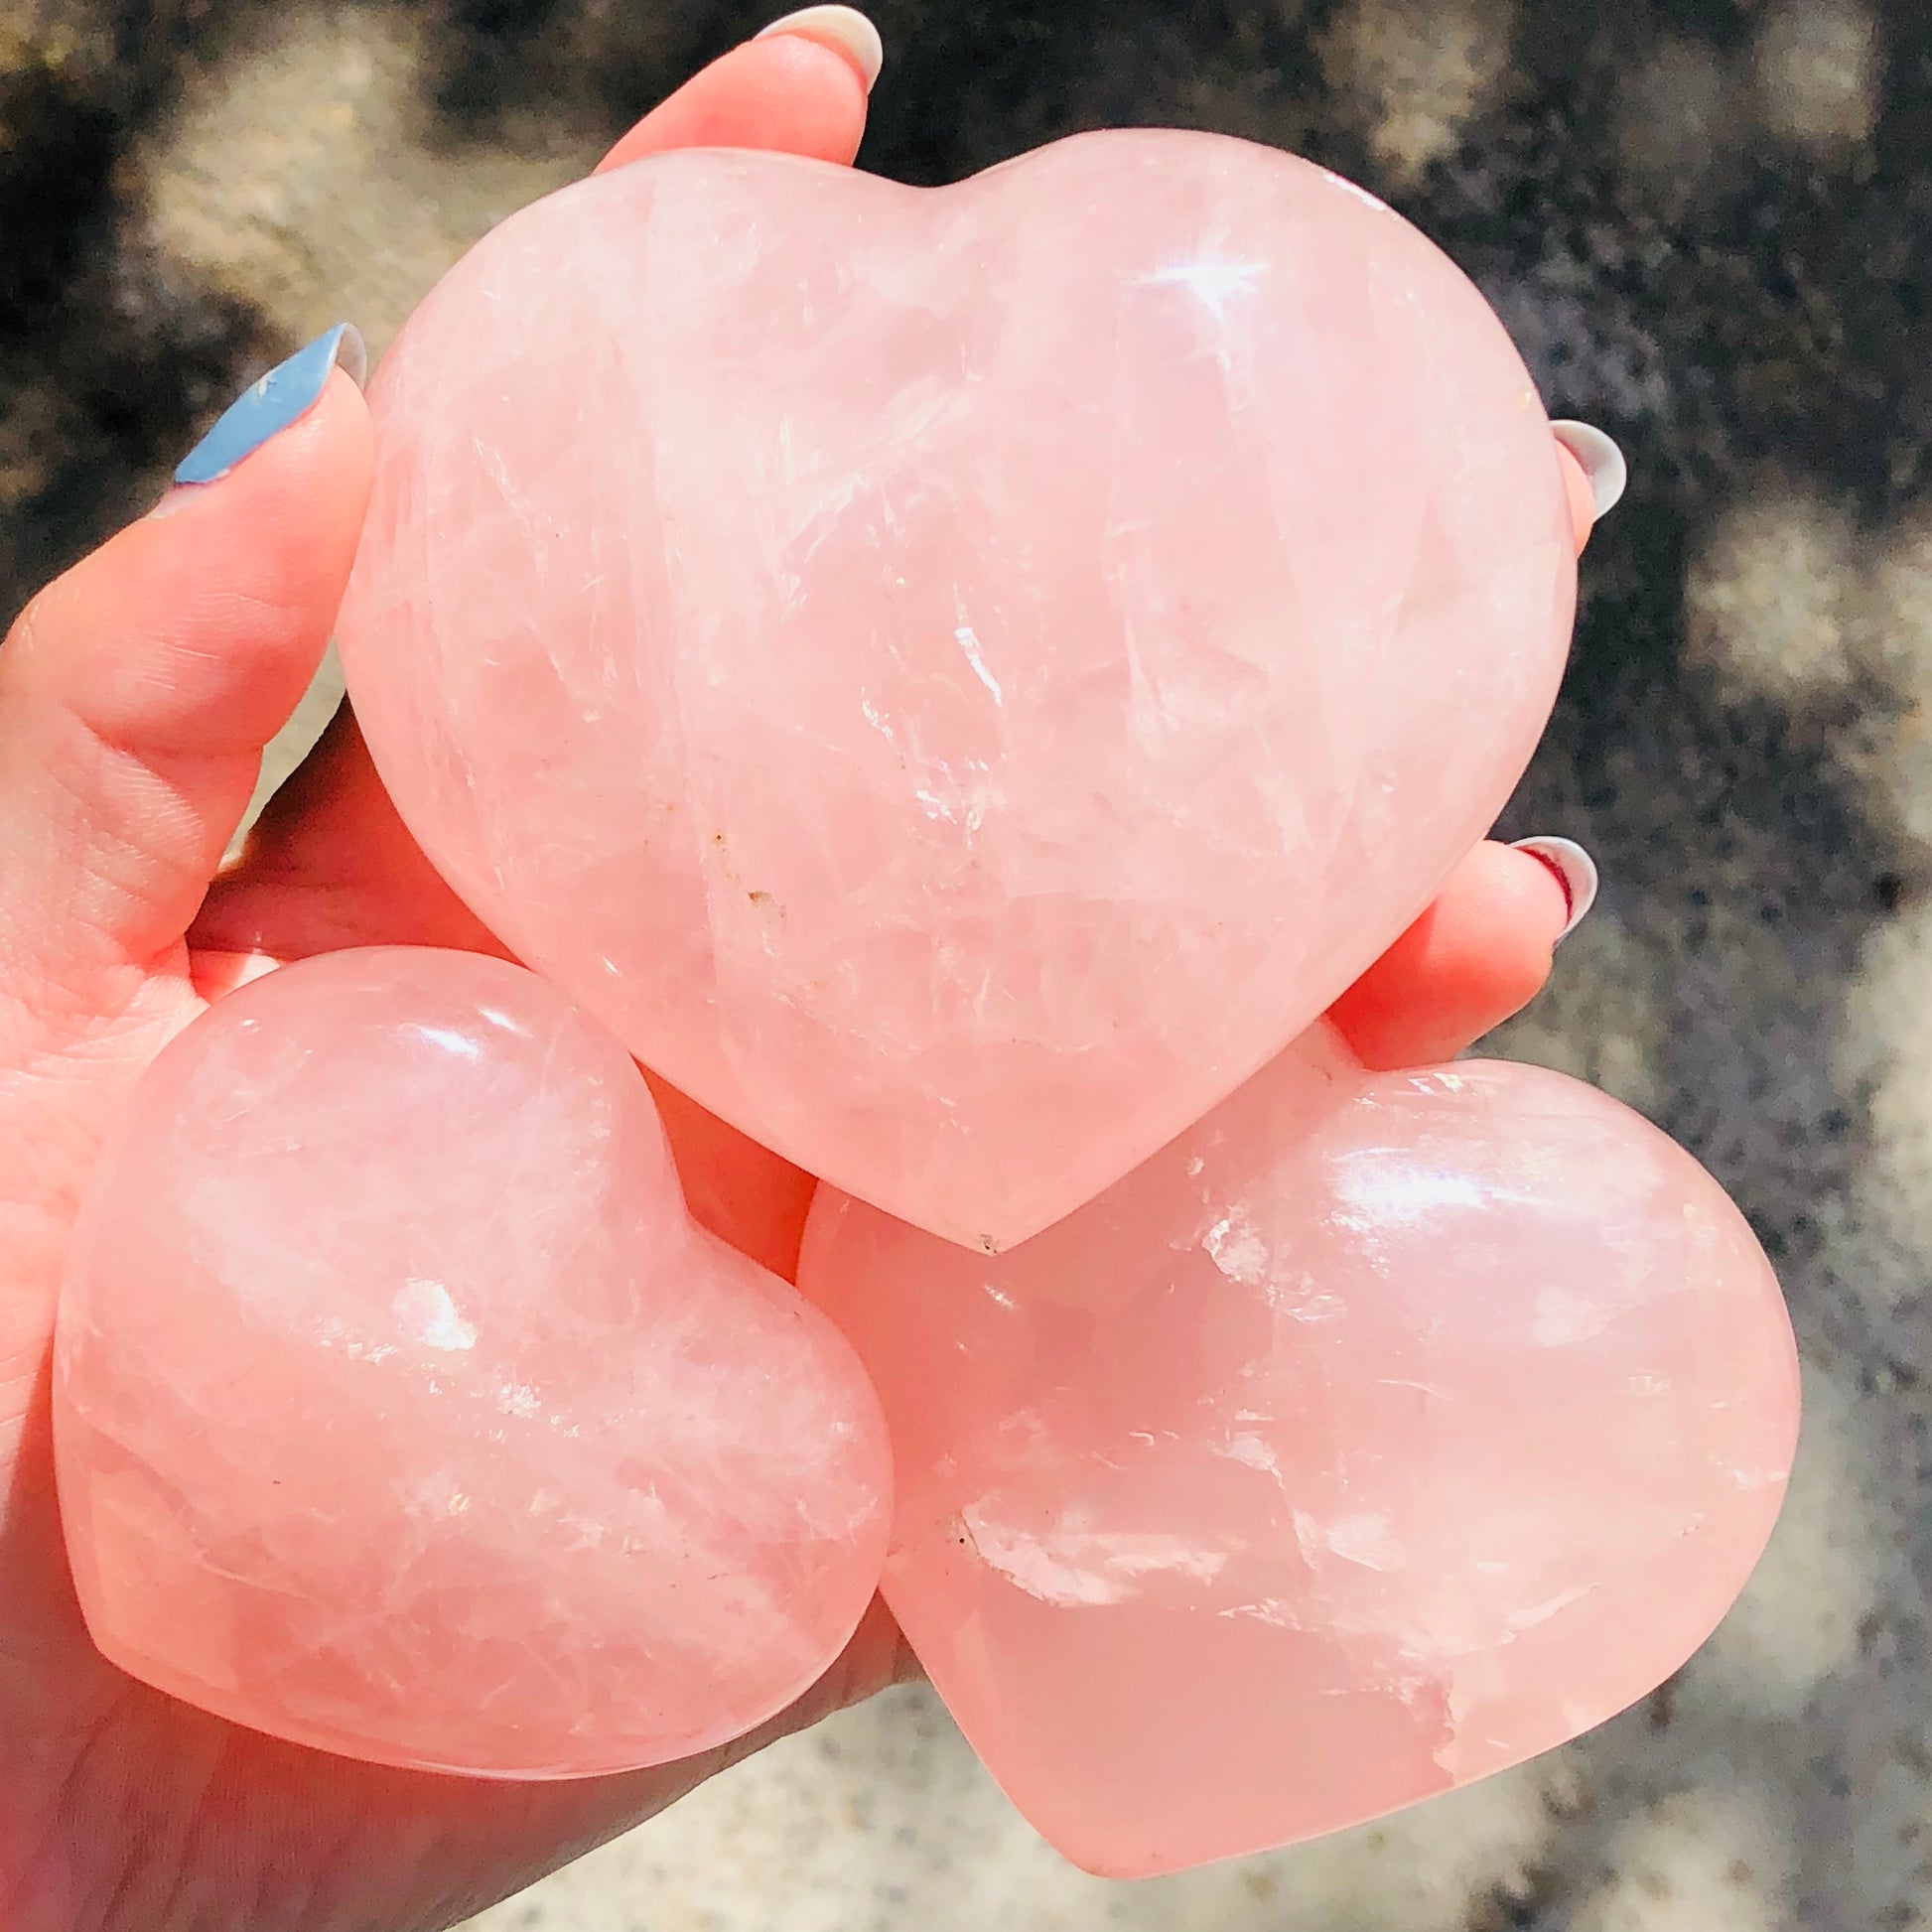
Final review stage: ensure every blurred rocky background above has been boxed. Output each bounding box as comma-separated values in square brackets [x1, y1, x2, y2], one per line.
[4, 0, 1930, 1926]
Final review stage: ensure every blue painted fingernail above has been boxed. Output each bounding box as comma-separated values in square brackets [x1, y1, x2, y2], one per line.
[174, 324, 367, 485]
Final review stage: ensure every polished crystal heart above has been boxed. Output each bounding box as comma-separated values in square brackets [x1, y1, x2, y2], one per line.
[797, 1031, 1799, 1875]
[54, 949, 892, 1776]
[337, 129, 1577, 1251]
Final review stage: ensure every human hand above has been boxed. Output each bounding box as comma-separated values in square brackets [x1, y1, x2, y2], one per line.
[0, 14, 1601, 1923]
[2, 22, 902, 1932]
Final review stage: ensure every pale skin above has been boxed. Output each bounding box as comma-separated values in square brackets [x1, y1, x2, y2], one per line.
[0, 26, 1596, 1932]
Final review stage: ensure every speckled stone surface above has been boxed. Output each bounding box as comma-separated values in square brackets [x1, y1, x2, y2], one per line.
[7, 1, 1932, 1926]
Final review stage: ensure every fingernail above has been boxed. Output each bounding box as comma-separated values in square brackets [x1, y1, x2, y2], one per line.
[1550, 422, 1628, 522]
[755, 5, 884, 91]
[1511, 837, 1599, 944]
[174, 323, 367, 486]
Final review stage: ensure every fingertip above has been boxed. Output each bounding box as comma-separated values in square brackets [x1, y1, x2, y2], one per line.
[167, 323, 367, 490]
[1449, 845, 1567, 1015]
[1450, 838, 1576, 954]
[640, 1067, 819, 1283]
[0, 356, 376, 974]
[1424, 840, 1574, 1023]
[22, 364, 372, 764]
[151, 362, 372, 526]
[1552, 421, 1627, 557]
[595, 34, 870, 177]
[1558, 442, 1597, 555]
[755, 7, 884, 92]
[1326, 842, 1572, 1071]
[135, 362, 373, 655]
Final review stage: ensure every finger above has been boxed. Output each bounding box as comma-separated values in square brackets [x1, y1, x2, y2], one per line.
[190, 710, 508, 992]
[641, 1070, 820, 1282]
[1326, 838, 1595, 1070]
[595, 9, 880, 175]
[0, 331, 369, 990]
[1552, 421, 1627, 555]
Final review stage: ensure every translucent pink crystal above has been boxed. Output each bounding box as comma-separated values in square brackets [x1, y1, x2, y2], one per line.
[54, 948, 892, 1776]
[338, 129, 1577, 1253]
[798, 1030, 1799, 1875]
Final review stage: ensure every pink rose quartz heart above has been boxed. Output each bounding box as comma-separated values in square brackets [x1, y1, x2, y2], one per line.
[54, 948, 892, 1776]
[337, 129, 1577, 1252]
[797, 1030, 1799, 1875]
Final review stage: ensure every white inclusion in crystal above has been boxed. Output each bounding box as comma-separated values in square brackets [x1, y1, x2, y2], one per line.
[409, 1469, 473, 1518]
[951, 595, 1003, 703]
[1201, 1204, 1270, 1285]
[1295, 1509, 1406, 1573]
[954, 625, 1002, 701]
[1218, 1597, 1304, 1629]
[559, 1512, 608, 1553]
[960, 1504, 1230, 1607]
[1141, 257, 1265, 322]
[1264, 1268, 1345, 1324]
[1507, 1582, 1595, 1632]
[395, 1278, 479, 1353]
[1219, 1433, 1282, 1476]
[1531, 1286, 1612, 1348]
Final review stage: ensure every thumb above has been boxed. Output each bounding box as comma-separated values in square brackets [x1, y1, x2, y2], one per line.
[0, 327, 370, 996]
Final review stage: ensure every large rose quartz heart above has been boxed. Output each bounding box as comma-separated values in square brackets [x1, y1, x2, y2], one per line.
[337, 129, 1577, 1252]
[798, 1031, 1799, 1875]
[54, 948, 892, 1776]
